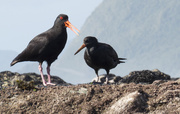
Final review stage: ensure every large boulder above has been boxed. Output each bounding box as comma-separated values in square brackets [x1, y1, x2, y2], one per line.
[105, 90, 148, 113]
[120, 69, 171, 84]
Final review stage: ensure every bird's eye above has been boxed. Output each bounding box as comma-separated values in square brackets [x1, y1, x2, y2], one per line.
[60, 16, 63, 20]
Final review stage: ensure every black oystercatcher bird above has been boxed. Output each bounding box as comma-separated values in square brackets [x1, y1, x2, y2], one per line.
[10, 14, 80, 86]
[74, 36, 126, 83]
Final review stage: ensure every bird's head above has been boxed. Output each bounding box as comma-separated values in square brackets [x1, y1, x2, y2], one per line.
[74, 36, 98, 55]
[55, 14, 80, 36]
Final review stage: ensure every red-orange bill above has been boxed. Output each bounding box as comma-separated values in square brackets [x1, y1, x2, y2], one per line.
[74, 44, 86, 55]
[64, 20, 80, 36]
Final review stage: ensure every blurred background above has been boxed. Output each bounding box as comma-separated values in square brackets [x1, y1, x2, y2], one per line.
[1, 0, 180, 84]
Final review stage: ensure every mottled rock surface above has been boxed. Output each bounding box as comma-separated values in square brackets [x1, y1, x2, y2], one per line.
[0, 70, 180, 113]
[105, 90, 148, 113]
[92, 69, 171, 84]
[0, 71, 70, 88]
[120, 69, 171, 84]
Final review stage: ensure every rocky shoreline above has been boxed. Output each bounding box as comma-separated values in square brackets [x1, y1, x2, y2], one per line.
[0, 70, 180, 113]
[0, 71, 70, 89]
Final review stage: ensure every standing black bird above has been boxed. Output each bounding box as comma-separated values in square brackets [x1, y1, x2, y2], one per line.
[10, 14, 80, 86]
[74, 36, 126, 83]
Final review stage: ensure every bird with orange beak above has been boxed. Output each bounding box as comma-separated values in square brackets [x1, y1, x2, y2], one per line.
[11, 14, 80, 86]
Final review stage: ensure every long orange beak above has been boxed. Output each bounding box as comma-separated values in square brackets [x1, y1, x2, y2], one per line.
[74, 43, 86, 55]
[64, 20, 80, 36]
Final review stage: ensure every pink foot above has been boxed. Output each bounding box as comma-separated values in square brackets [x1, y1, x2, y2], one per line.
[43, 82, 47, 86]
[46, 82, 56, 85]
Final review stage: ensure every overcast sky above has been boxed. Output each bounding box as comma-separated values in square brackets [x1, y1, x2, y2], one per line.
[0, 0, 102, 52]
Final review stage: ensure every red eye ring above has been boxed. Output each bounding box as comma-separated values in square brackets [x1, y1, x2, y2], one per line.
[60, 16, 63, 20]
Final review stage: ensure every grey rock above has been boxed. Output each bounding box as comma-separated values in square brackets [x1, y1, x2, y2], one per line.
[152, 80, 167, 85]
[0, 71, 70, 88]
[149, 89, 180, 113]
[120, 69, 170, 84]
[105, 90, 148, 114]
[176, 78, 180, 83]
[70, 87, 88, 95]
[78, 87, 88, 94]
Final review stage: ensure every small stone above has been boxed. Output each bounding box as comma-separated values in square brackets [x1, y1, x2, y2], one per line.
[92, 74, 121, 84]
[2, 81, 9, 87]
[78, 87, 88, 94]
[105, 91, 148, 113]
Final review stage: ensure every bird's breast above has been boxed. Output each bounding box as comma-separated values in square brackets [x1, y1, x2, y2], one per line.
[84, 47, 101, 68]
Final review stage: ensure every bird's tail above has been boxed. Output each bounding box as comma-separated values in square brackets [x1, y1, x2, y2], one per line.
[118, 58, 126, 64]
[10, 60, 19, 66]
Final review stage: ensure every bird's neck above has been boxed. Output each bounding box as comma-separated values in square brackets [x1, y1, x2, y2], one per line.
[51, 26, 67, 35]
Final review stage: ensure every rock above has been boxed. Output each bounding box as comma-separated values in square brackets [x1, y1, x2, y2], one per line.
[152, 80, 167, 85]
[120, 69, 170, 84]
[105, 90, 148, 113]
[0, 71, 70, 88]
[176, 78, 180, 83]
[70, 87, 88, 94]
[149, 89, 180, 113]
[156, 90, 180, 104]
[10, 75, 25, 85]
[0, 80, 180, 113]
[78, 87, 88, 94]
[2, 81, 9, 87]
[92, 74, 122, 84]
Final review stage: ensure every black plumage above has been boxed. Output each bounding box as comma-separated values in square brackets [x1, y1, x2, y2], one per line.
[11, 14, 79, 86]
[74, 36, 126, 83]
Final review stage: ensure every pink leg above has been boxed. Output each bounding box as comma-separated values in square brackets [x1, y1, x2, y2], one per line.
[46, 66, 56, 85]
[38, 64, 47, 86]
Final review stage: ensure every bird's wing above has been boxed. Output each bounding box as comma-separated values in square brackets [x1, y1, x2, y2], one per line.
[13, 33, 49, 61]
[102, 44, 126, 63]
[98, 43, 119, 59]
[28, 34, 49, 54]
